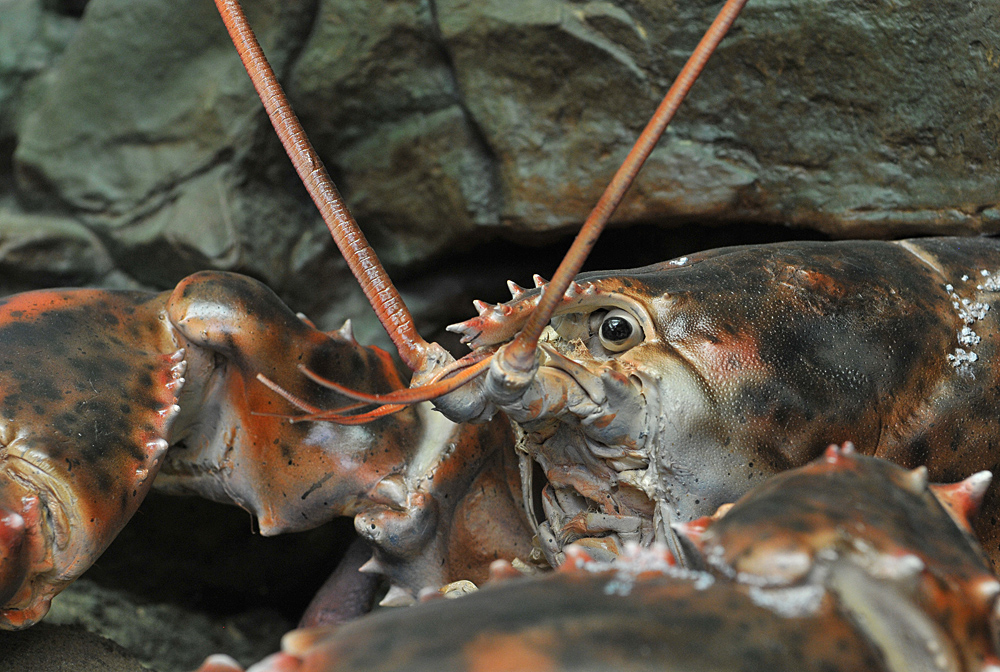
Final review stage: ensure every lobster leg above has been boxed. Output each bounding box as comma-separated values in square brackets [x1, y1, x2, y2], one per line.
[298, 537, 379, 628]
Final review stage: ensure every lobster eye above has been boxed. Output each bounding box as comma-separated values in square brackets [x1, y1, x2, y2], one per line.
[598, 309, 643, 352]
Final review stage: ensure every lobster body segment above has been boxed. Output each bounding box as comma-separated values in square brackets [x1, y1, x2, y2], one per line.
[208, 449, 1000, 672]
[440, 237, 1000, 566]
[0, 289, 186, 629]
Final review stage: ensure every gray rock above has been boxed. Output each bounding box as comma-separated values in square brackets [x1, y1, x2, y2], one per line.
[434, 0, 1000, 237]
[12, 0, 316, 282]
[0, 0, 76, 139]
[44, 579, 289, 672]
[1, 622, 149, 672]
[0, 208, 117, 293]
[4, 0, 998, 303]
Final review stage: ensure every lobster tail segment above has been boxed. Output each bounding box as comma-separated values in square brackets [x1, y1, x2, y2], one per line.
[0, 507, 26, 606]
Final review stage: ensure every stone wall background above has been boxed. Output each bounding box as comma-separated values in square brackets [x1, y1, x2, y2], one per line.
[2, 0, 999, 349]
[1, 0, 1000, 668]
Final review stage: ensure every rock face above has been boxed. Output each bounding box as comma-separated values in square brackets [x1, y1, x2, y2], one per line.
[1, 622, 148, 672]
[2, 0, 998, 340]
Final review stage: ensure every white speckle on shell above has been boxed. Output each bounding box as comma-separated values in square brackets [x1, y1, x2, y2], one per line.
[747, 584, 825, 618]
[948, 348, 979, 377]
[958, 326, 981, 346]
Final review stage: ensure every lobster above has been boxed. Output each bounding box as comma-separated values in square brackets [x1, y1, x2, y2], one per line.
[192, 445, 1000, 672]
[0, 270, 531, 629]
[1, 0, 997, 666]
[215, 0, 1000, 579]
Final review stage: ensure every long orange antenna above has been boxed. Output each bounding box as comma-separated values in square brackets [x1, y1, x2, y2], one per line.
[502, 0, 750, 371]
[213, 0, 430, 371]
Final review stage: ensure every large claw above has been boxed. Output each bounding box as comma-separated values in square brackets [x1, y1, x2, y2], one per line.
[0, 288, 185, 629]
[158, 272, 533, 626]
[0, 506, 26, 606]
[157, 271, 423, 536]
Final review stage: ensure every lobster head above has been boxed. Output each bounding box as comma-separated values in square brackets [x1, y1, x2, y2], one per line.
[441, 239, 999, 568]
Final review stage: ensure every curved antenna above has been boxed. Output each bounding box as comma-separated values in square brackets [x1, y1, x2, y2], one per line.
[502, 0, 750, 371]
[213, 0, 431, 371]
[226, 0, 748, 416]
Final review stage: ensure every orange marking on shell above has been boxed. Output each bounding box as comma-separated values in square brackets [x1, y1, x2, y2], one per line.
[0, 510, 26, 605]
[464, 631, 558, 672]
[557, 514, 594, 541]
[590, 413, 615, 430]
[488, 559, 524, 583]
[192, 654, 250, 672]
[282, 626, 336, 656]
[673, 516, 712, 551]
[930, 470, 993, 532]
[560, 544, 596, 570]
[681, 327, 767, 382]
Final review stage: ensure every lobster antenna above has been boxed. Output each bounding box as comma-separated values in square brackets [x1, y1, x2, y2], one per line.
[213, 0, 431, 372]
[503, 0, 750, 370]
[260, 0, 751, 418]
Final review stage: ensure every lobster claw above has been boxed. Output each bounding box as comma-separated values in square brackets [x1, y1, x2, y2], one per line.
[0, 506, 27, 606]
[0, 493, 55, 629]
[0, 288, 185, 630]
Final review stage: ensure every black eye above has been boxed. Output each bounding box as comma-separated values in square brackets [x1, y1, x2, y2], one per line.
[602, 316, 632, 342]
[597, 309, 643, 352]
